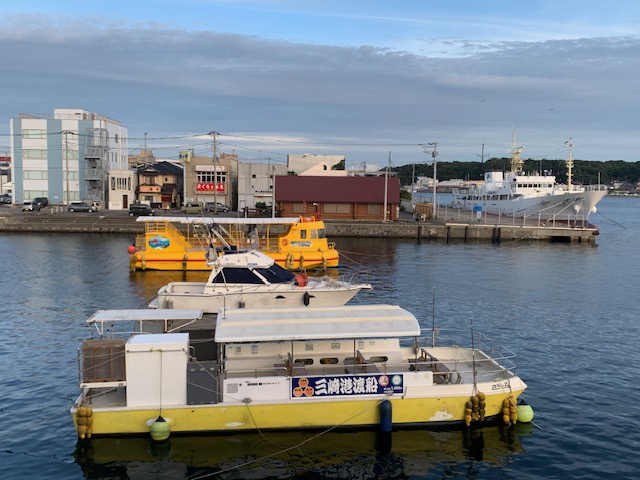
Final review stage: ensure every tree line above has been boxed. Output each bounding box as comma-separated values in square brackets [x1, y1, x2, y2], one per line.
[392, 158, 640, 187]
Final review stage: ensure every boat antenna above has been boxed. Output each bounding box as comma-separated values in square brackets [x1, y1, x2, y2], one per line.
[510, 130, 524, 174]
[564, 138, 574, 192]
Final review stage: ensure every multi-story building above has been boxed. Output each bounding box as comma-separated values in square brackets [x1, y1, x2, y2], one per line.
[182, 152, 238, 209]
[135, 160, 183, 210]
[9, 108, 133, 208]
[237, 162, 288, 212]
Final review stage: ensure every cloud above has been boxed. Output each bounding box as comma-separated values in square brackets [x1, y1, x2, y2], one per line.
[1, 13, 639, 163]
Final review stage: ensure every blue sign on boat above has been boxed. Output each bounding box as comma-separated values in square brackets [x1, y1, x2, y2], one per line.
[473, 205, 483, 212]
[291, 374, 403, 398]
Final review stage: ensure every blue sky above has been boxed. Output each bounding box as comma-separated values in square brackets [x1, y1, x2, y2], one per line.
[1, 1, 639, 169]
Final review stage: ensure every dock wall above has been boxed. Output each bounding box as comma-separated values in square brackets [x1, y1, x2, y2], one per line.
[0, 212, 599, 243]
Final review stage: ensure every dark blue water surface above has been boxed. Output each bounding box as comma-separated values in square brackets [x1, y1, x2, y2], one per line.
[1, 195, 638, 479]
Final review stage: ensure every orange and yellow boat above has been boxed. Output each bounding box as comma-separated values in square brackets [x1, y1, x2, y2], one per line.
[129, 215, 339, 272]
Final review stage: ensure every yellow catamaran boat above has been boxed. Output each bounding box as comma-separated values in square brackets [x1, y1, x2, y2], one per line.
[129, 215, 340, 272]
[71, 305, 530, 438]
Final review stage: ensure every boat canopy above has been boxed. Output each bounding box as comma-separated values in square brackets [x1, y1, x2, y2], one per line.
[137, 217, 301, 225]
[87, 309, 203, 335]
[214, 305, 420, 343]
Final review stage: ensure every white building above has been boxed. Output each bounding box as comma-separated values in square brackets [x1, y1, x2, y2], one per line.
[287, 154, 347, 176]
[10, 108, 133, 209]
[237, 162, 288, 212]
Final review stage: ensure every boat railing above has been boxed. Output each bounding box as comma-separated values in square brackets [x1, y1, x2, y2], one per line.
[412, 330, 518, 374]
[437, 204, 600, 229]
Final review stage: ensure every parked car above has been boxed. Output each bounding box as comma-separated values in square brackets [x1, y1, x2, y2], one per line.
[129, 203, 155, 217]
[0, 193, 11, 204]
[205, 202, 230, 213]
[182, 202, 204, 214]
[22, 201, 40, 212]
[68, 201, 96, 213]
[33, 197, 49, 208]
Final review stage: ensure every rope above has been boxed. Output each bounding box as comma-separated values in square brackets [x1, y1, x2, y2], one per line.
[190, 398, 389, 480]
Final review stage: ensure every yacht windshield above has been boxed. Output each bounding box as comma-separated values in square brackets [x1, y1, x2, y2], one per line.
[210, 263, 295, 285]
[256, 264, 295, 283]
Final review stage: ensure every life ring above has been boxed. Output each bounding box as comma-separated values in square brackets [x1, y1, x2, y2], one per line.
[281, 238, 289, 246]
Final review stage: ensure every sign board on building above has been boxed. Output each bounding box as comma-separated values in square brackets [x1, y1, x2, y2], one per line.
[196, 183, 225, 192]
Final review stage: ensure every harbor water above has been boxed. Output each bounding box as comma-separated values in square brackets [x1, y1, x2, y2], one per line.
[1, 195, 638, 479]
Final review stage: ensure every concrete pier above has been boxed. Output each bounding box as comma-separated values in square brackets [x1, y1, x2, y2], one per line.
[0, 209, 599, 243]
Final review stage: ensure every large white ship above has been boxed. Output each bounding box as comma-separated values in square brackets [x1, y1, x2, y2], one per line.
[451, 134, 607, 224]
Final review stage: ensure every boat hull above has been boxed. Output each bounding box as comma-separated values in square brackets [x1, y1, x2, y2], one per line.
[452, 184, 607, 221]
[131, 250, 340, 271]
[72, 383, 525, 436]
[156, 285, 365, 311]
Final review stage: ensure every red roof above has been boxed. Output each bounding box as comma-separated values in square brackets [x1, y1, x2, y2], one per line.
[275, 175, 400, 203]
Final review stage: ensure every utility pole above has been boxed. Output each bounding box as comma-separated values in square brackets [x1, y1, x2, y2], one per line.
[209, 131, 218, 214]
[272, 164, 276, 219]
[61, 130, 74, 204]
[423, 142, 438, 220]
[383, 152, 390, 222]
[411, 162, 416, 212]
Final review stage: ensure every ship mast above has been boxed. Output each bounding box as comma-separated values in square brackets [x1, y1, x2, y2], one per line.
[565, 138, 574, 192]
[510, 131, 524, 174]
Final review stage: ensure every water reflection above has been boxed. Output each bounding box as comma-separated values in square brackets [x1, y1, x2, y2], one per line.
[74, 424, 532, 479]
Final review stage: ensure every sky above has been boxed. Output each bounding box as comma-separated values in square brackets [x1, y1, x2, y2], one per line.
[1, 0, 639, 170]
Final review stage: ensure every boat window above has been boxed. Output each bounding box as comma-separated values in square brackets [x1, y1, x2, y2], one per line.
[300, 230, 307, 239]
[368, 355, 389, 363]
[210, 269, 265, 284]
[320, 357, 339, 364]
[317, 228, 326, 238]
[255, 264, 295, 283]
[310, 229, 318, 239]
[294, 358, 314, 365]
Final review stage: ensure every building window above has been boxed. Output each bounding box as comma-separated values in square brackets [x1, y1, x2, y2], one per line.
[23, 170, 48, 180]
[23, 149, 47, 159]
[22, 129, 47, 139]
[367, 204, 382, 215]
[196, 171, 226, 184]
[324, 203, 350, 214]
[65, 149, 79, 160]
[24, 190, 49, 200]
[114, 134, 119, 144]
[292, 203, 304, 213]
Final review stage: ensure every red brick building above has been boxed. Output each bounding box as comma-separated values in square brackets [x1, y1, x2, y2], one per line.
[275, 175, 400, 221]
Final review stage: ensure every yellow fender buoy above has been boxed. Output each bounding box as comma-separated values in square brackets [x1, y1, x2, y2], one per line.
[464, 399, 472, 426]
[76, 405, 94, 439]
